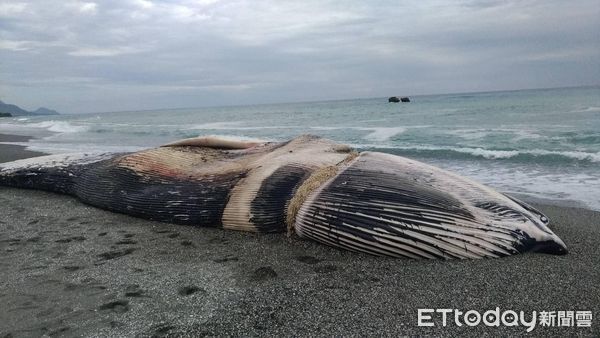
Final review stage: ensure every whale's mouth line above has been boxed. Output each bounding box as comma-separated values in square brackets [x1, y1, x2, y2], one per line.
[530, 239, 568, 255]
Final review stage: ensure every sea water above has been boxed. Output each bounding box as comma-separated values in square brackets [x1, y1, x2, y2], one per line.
[1, 86, 599, 210]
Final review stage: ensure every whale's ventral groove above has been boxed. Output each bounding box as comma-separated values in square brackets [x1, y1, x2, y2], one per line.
[0, 135, 568, 259]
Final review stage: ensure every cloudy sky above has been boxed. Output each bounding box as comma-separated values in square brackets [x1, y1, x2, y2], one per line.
[1, 0, 598, 113]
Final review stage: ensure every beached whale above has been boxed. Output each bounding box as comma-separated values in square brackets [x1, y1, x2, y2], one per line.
[0, 135, 567, 259]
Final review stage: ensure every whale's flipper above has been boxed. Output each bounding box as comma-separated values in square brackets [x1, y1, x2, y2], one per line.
[293, 152, 567, 259]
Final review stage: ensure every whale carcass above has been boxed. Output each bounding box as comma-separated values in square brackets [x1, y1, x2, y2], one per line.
[0, 135, 567, 259]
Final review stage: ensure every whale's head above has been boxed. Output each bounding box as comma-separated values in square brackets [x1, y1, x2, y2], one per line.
[293, 151, 569, 259]
[496, 193, 566, 255]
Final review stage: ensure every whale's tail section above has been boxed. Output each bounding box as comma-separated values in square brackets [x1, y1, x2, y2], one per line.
[0, 153, 116, 195]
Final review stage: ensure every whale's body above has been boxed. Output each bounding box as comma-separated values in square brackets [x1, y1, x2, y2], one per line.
[0, 135, 567, 259]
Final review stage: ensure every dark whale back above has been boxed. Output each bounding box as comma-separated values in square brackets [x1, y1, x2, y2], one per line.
[0, 136, 350, 232]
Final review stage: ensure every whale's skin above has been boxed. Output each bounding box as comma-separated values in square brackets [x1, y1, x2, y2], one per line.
[295, 151, 566, 259]
[0, 135, 567, 259]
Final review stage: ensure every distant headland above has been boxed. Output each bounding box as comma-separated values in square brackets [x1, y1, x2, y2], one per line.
[0, 100, 60, 116]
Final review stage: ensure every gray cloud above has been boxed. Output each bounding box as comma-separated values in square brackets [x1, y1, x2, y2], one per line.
[1, 0, 598, 113]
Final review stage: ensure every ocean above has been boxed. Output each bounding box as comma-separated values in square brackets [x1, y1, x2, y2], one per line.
[1, 86, 599, 210]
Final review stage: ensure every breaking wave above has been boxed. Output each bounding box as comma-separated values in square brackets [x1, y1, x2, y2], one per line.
[362, 127, 407, 141]
[360, 145, 600, 163]
[28, 121, 89, 133]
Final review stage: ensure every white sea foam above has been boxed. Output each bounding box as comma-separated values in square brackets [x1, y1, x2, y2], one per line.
[361, 127, 406, 141]
[512, 130, 543, 141]
[313, 126, 409, 140]
[455, 147, 519, 159]
[398, 145, 521, 159]
[572, 106, 600, 113]
[28, 121, 89, 133]
[527, 149, 600, 162]
[430, 161, 600, 211]
[440, 147, 600, 162]
[351, 143, 600, 162]
[447, 128, 543, 141]
[446, 129, 493, 140]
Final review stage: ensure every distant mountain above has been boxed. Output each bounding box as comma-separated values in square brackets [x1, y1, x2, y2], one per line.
[32, 107, 60, 115]
[0, 100, 60, 116]
[0, 100, 29, 115]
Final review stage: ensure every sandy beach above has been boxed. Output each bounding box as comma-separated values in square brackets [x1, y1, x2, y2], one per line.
[0, 134, 46, 162]
[1, 134, 598, 337]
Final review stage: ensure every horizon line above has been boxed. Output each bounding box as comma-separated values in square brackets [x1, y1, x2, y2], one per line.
[33, 83, 600, 115]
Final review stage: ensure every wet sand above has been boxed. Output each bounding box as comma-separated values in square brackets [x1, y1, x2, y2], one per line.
[0, 134, 46, 162]
[0, 135, 598, 337]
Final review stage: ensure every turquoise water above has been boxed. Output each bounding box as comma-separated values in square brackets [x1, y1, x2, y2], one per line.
[1, 86, 599, 210]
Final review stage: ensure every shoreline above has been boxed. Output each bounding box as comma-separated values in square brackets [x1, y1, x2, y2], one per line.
[0, 132, 596, 212]
[1, 133, 599, 336]
[0, 133, 48, 163]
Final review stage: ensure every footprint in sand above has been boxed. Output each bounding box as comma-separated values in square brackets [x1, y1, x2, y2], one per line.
[178, 285, 204, 296]
[251, 267, 278, 281]
[99, 300, 130, 313]
[124, 284, 146, 297]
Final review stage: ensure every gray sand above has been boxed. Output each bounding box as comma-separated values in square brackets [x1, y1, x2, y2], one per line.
[0, 134, 46, 162]
[0, 139, 598, 337]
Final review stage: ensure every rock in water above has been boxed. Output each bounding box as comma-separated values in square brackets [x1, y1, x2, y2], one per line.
[388, 96, 410, 103]
[0, 135, 567, 259]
